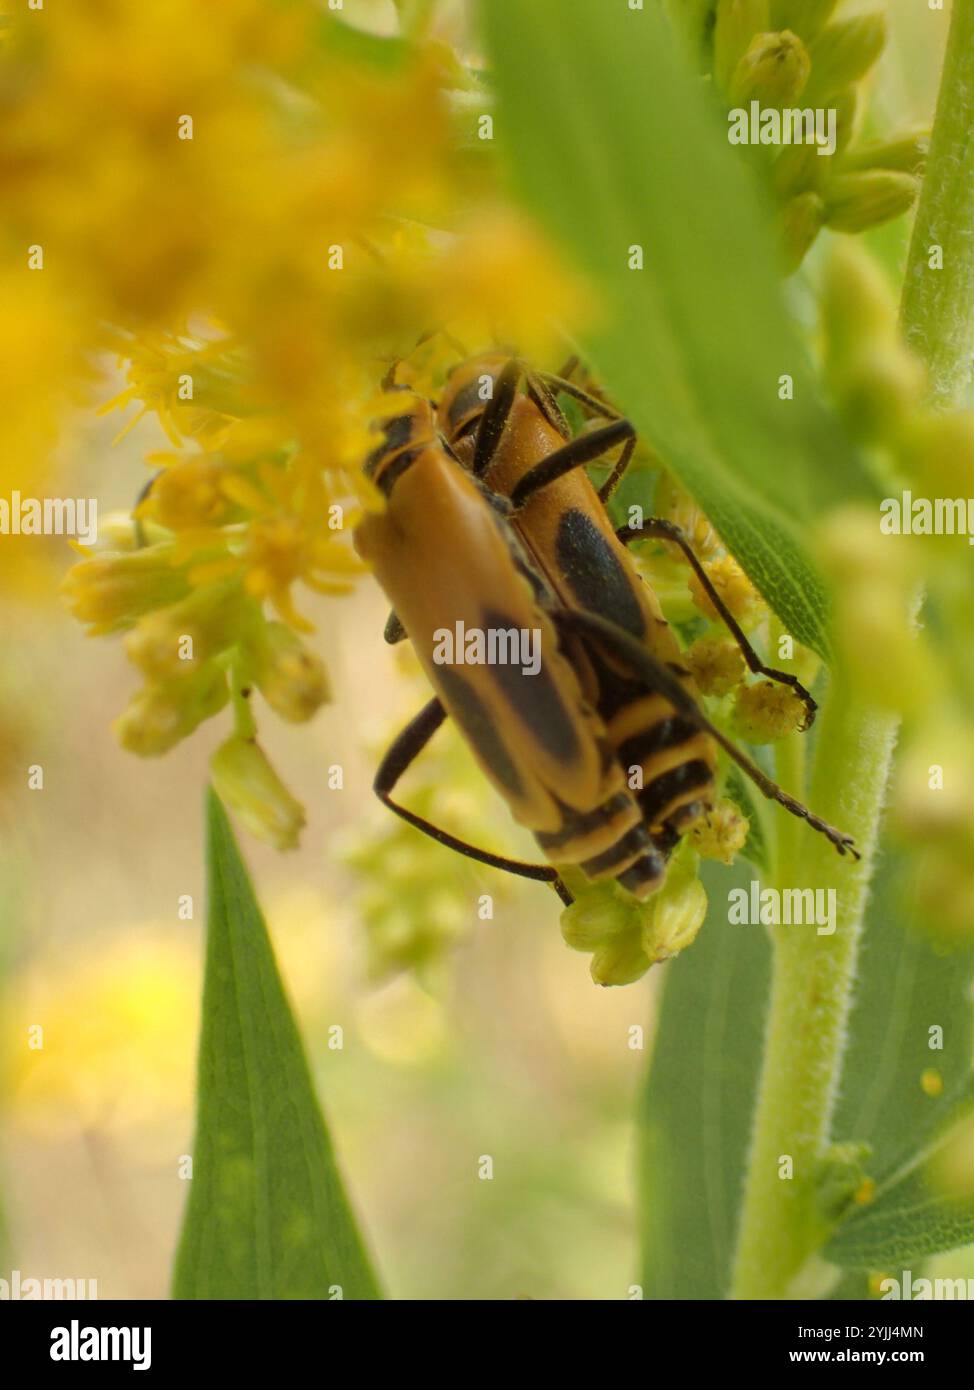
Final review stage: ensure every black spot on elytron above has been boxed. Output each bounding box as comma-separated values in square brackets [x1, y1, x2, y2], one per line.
[556, 510, 646, 638]
[446, 377, 488, 433]
[580, 821, 653, 878]
[364, 411, 422, 480]
[435, 665, 524, 801]
[481, 608, 582, 766]
[535, 790, 634, 852]
[640, 759, 714, 826]
[373, 447, 423, 497]
[618, 717, 699, 771]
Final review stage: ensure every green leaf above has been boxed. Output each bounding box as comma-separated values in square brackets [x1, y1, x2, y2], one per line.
[639, 841, 974, 1295]
[483, 0, 876, 659]
[831, 860, 974, 1181]
[172, 790, 381, 1300]
[638, 859, 772, 1299]
[825, 1075, 974, 1268]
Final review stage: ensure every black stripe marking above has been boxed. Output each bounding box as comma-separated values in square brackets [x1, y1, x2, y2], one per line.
[435, 665, 524, 801]
[446, 377, 487, 433]
[618, 716, 699, 770]
[555, 509, 646, 638]
[640, 759, 713, 825]
[535, 790, 634, 851]
[666, 798, 708, 832]
[372, 447, 423, 496]
[581, 821, 653, 878]
[482, 608, 582, 767]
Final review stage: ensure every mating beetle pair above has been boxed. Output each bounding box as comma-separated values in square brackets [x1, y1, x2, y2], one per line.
[355, 353, 857, 907]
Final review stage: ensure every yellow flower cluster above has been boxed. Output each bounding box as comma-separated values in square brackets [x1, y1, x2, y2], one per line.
[683, 0, 924, 270]
[0, 2, 584, 844]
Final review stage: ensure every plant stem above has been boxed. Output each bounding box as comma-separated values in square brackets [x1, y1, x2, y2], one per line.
[732, 4, 974, 1298]
[730, 684, 897, 1299]
[900, 0, 974, 407]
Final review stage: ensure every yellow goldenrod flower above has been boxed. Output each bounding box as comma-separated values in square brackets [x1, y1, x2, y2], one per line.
[61, 545, 192, 636]
[731, 679, 807, 743]
[689, 553, 762, 627]
[123, 582, 249, 681]
[689, 800, 750, 864]
[686, 634, 747, 696]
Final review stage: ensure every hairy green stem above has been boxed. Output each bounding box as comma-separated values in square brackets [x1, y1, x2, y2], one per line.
[901, 0, 974, 407]
[730, 686, 897, 1299]
[731, 3, 974, 1298]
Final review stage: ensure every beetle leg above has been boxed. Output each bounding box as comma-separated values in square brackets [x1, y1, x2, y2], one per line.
[550, 607, 858, 860]
[523, 370, 571, 439]
[616, 516, 817, 730]
[375, 696, 574, 902]
[472, 357, 522, 477]
[510, 418, 636, 508]
[538, 371, 624, 424]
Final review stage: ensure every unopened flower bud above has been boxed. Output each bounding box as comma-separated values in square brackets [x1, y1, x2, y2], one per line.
[770, 0, 839, 42]
[210, 735, 306, 851]
[714, 0, 771, 94]
[822, 240, 899, 366]
[561, 887, 631, 953]
[641, 853, 708, 963]
[590, 925, 652, 988]
[780, 191, 825, 272]
[903, 411, 974, 496]
[823, 170, 918, 233]
[838, 127, 930, 176]
[114, 663, 229, 756]
[730, 30, 811, 109]
[832, 345, 926, 447]
[251, 622, 330, 723]
[124, 584, 245, 680]
[806, 13, 887, 102]
[62, 545, 190, 636]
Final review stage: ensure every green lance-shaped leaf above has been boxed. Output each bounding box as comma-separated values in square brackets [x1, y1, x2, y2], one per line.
[638, 859, 772, 1299]
[639, 841, 974, 1296]
[483, 0, 876, 660]
[172, 790, 381, 1300]
[825, 1075, 974, 1268]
